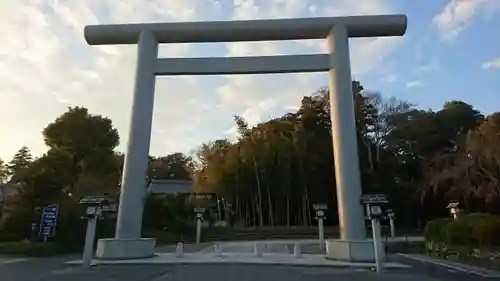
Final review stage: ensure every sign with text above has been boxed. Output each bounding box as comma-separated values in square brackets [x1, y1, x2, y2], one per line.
[39, 204, 59, 237]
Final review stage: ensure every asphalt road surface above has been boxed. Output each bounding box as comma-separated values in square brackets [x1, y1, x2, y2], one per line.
[1, 254, 499, 281]
[391, 254, 500, 281]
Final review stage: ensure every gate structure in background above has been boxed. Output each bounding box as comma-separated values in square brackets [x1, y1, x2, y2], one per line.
[84, 14, 407, 261]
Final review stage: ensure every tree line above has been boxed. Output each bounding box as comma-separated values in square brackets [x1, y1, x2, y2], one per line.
[0, 80, 498, 240]
[192, 82, 499, 229]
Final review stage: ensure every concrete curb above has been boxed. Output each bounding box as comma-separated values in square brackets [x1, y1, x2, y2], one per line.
[66, 254, 411, 269]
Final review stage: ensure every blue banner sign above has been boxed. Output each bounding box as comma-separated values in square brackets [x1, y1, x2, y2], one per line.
[39, 204, 59, 237]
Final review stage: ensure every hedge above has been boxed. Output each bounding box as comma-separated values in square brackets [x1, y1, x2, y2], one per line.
[424, 217, 452, 242]
[424, 213, 500, 248]
[0, 241, 74, 257]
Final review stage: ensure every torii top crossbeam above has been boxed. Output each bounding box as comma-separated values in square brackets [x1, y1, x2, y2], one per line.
[84, 15, 407, 45]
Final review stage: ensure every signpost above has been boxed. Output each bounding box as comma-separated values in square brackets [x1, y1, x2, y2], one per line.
[39, 204, 59, 241]
[360, 194, 388, 274]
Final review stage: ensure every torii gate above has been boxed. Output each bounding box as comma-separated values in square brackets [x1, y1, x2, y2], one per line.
[84, 14, 407, 261]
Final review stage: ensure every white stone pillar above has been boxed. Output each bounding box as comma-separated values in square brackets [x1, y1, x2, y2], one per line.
[82, 217, 97, 267]
[327, 25, 366, 241]
[196, 217, 202, 244]
[389, 217, 396, 238]
[318, 217, 325, 248]
[115, 31, 158, 239]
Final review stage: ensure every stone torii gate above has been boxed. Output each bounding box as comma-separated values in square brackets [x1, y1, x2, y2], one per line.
[84, 14, 407, 261]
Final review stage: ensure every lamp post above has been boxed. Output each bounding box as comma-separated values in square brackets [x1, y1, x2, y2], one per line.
[361, 194, 388, 275]
[386, 209, 395, 238]
[194, 207, 205, 244]
[312, 203, 328, 249]
[78, 196, 110, 268]
[446, 202, 460, 220]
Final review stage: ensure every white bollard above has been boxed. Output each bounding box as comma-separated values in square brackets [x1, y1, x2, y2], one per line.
[284, 244, 290, 254]
[214, 243, 223, 257]
[254, 243, 263, 258]
[175, 242, 184, 258]
[293, 244, 302, 258]
[318, 217, 325, 249]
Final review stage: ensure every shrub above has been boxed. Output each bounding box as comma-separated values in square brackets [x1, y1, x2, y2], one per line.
[0, 231, 21, 242]
[1, 210, 37, 241]
[465, 212, 499, 222]
[465, 213, 500, 247]
[424, 217, 452, 243]
[442, 218, 473, 246]
[424, 213, 500, 249]
[473, 220, 500, 246]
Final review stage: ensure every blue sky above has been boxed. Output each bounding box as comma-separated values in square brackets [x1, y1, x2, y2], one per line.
[361, 0, 500, 115]
[0, 0, 499, 162]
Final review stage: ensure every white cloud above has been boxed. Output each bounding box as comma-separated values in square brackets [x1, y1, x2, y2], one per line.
[381, 74, 398, 84]
[416, 61, 441, 74]
[406, 80, 424, 89]
[0, 0, 407, 162]
[482, 57, 500, 70]
[433, 0, 500, 41]
[0, 0, 216, 161]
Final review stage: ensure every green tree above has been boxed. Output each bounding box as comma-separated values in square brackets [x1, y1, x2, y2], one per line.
[425, 112, 500, 206]
[0, 159, 8, 183]
[7, 146, 33, 182]
[149, 152, 194, 180]
[234, 115, 264, 227]
[3, 107, 122, 241]
[0, 158, 9, 223]
[42, 106, 121, 197]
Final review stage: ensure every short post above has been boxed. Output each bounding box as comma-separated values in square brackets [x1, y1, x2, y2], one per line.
[78, 196, 109, 268]
[284, 244, 290, 254]
[214, 243, 222, 257]
[387, 209, 395, 238]
[361, 194, 388, 275]
[175, 242, 184, 258]
[312, 203, 328, 249]
[293, 243, 302, 258]
[30, 223, 37, 242]
[194, 207, 205, 245]
[254, 243, 263, 258]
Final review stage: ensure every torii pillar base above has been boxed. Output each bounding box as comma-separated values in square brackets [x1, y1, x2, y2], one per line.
[325, 239, 385, 262]
[95, 238, 156, 260]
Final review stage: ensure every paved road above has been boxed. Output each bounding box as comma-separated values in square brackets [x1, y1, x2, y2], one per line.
[1, 253, 498, 281]
[0, 261, 439, 281]
[391, 254, 500, 281]
[0, 254, 81, 281]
